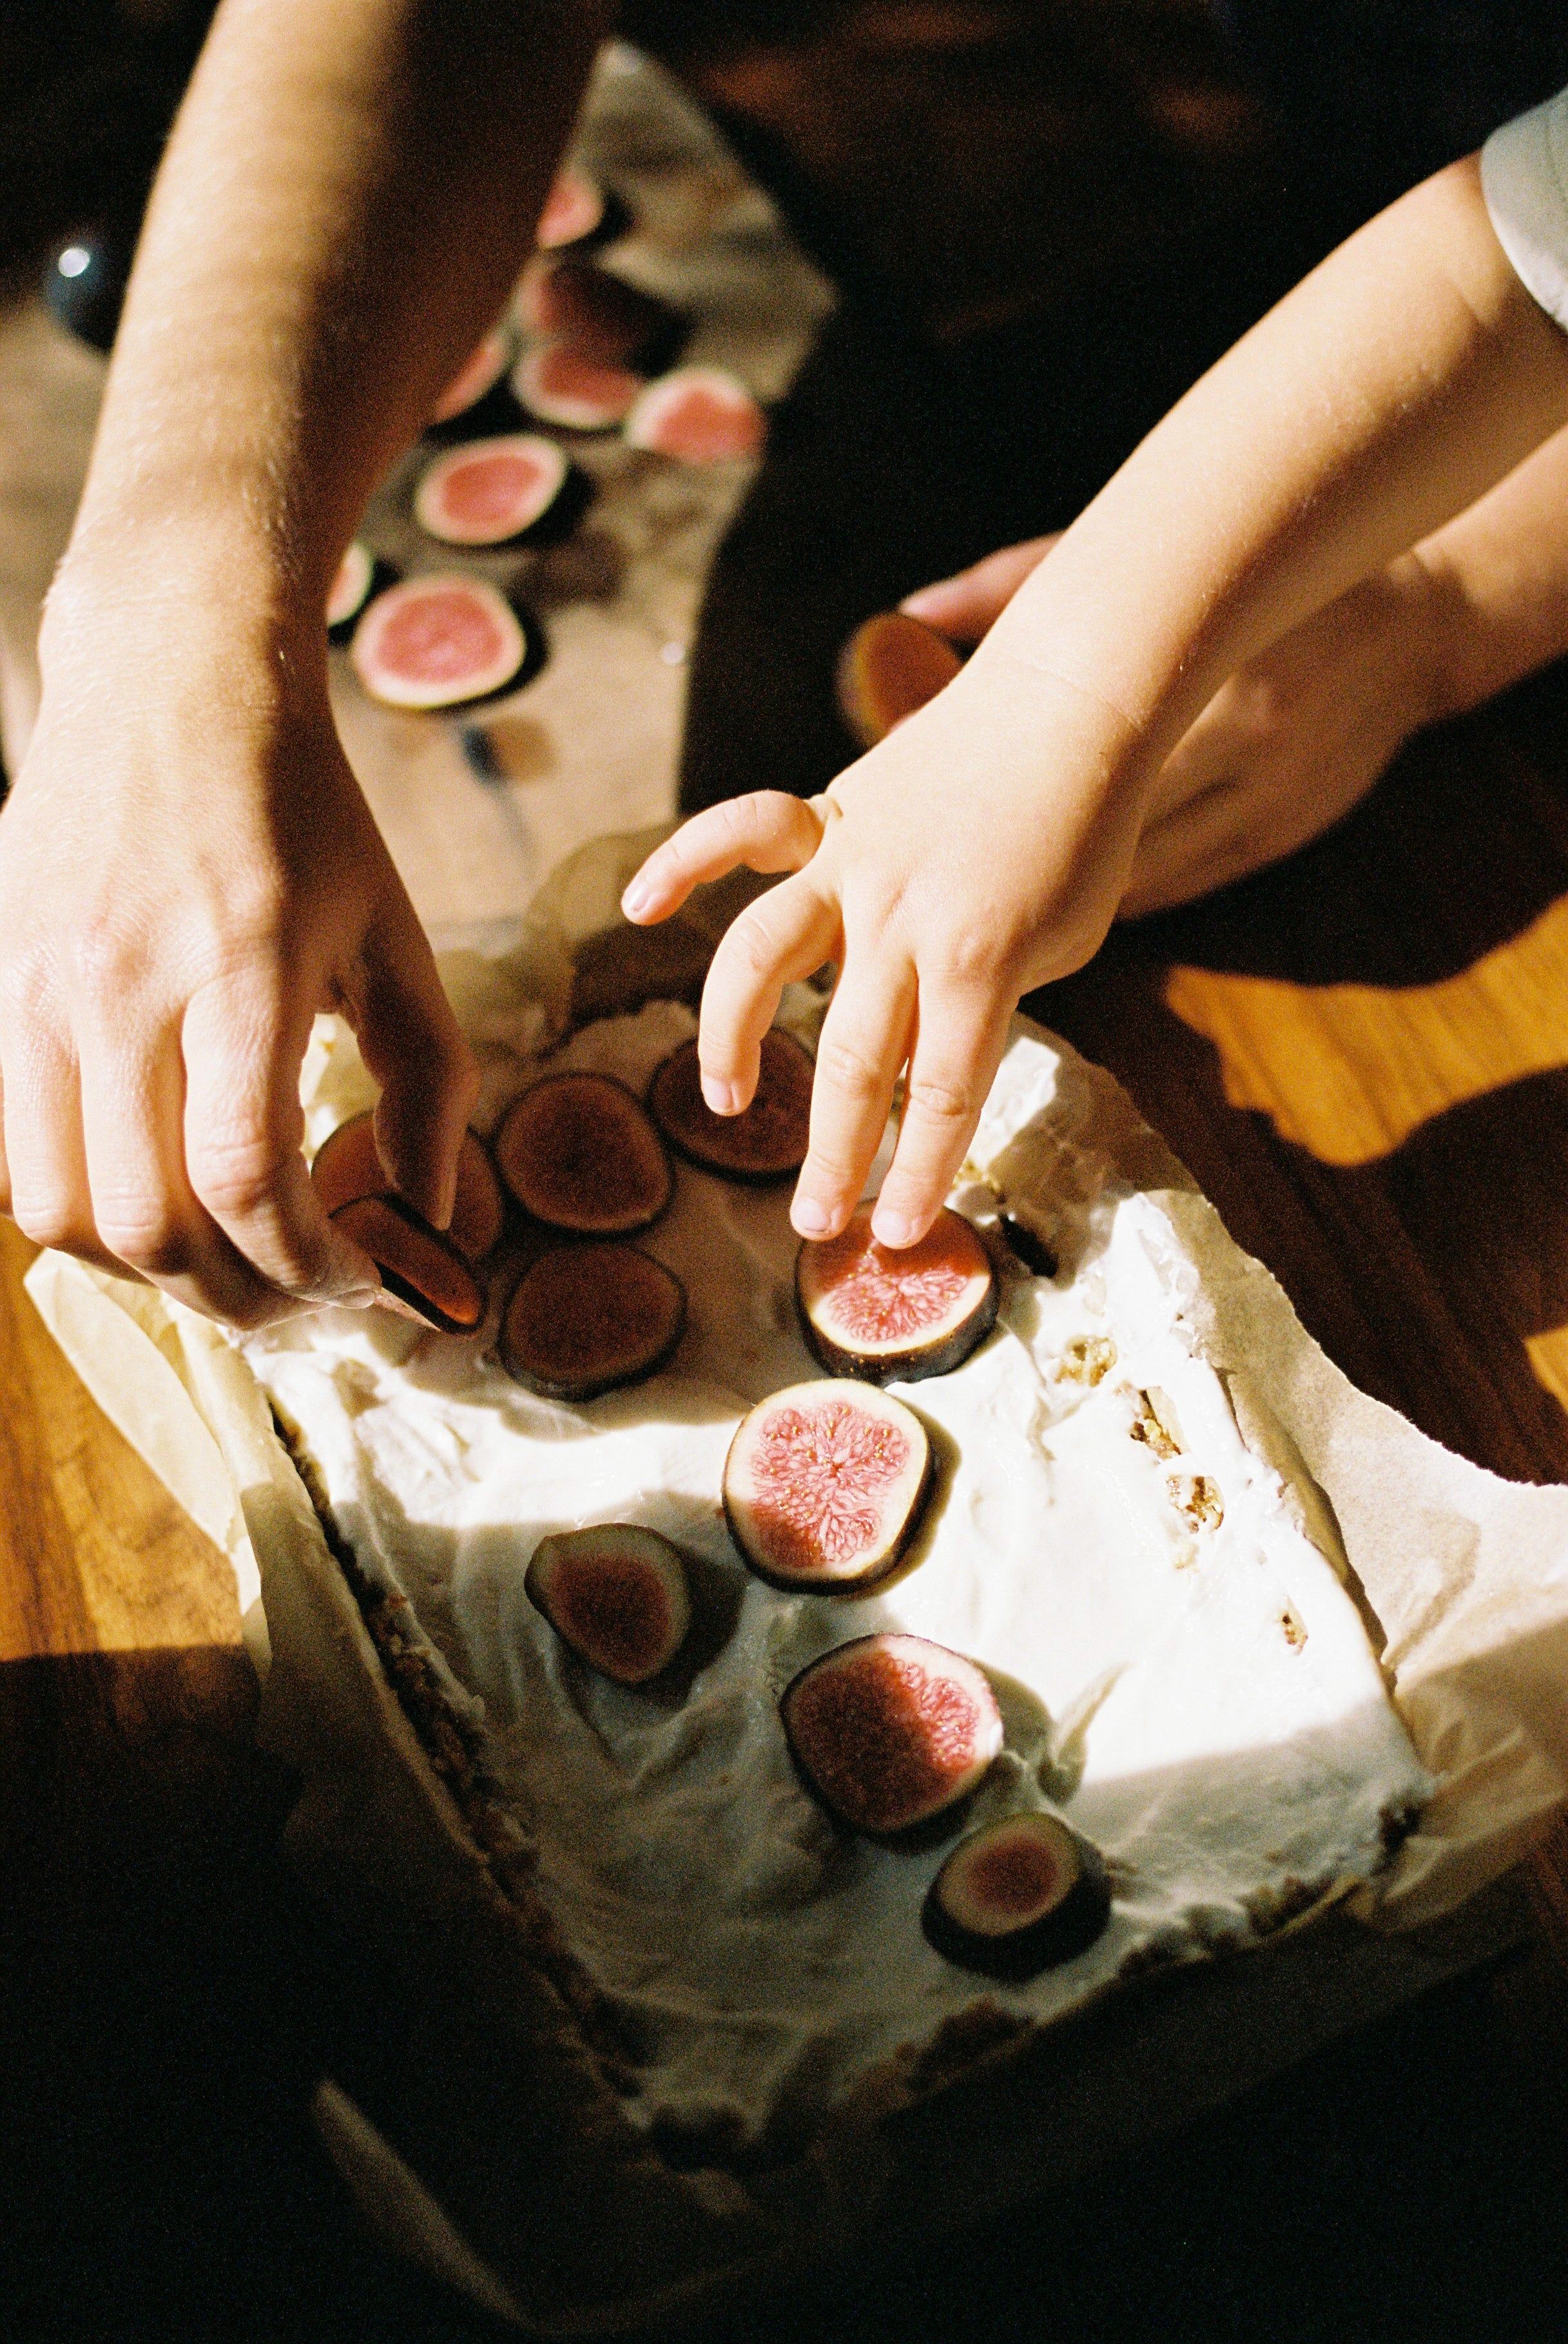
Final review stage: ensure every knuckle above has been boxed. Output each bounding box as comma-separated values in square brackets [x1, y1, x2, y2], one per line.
[932, 928, 1000, 987]
[905, 1074, 970, 1124]
[815, 1034, 886, 1105]
[96, 1199, 190, 1277]
[720, 913, 778, 988]
[188, 1128, 295, 1223]
[72, 907, 151, 999]
[12, 1197, 80, 1252]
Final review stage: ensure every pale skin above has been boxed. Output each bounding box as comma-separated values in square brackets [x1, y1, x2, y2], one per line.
[7, 10, 1568, 1319]
[623, 157, 1568, 1250]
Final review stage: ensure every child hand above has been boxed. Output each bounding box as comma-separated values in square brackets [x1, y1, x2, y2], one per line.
[621, 665, 1147, 1249]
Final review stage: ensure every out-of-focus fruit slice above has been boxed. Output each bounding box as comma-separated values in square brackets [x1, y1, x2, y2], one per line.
[513, 342, 641, 432]
[624, 369, 766, 463]
[647, 1029, 813, 1181]
[536, 166, 617, 251]
[428, 327, 515, 427]
[836, 611, 963, 750]
[494, 1072, 673, 1236]
[922, 1811, 1112, 1976]
[310, 1113, 505, 1260]
[326, 540, 398, 643]
[781, 1632, 1003, 1836]
[525, 1524, 691, 1683]
[331, 1195, 486, 1334]
[515, 258, 682, 369]
[500, 1243, 686, 1400]
[351, 576, 540, 710]
[414, 433, 574, 547]
[723, 1380, 931, 1594]
[797, 1204, 998, 1384]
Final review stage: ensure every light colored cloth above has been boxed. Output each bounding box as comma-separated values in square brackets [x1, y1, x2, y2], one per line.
[1482, 84, 1568, 332]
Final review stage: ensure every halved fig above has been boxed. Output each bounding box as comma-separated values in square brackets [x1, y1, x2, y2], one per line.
[326, 540, 397, 643]
[922, 1811, 1111, 1977]
[428, 327, 516, 428]
[525, 1524, 690, 1684]
[624, 368, 766, 463]
[500, 1243, 686, 1400]
[797, 1204, 998, 1385]
[331, 1195, 486, 1335]
[648, 1029, 813, 1181]
[723, 1380, 932, 1594]
[310, 1113, 505, 1260]
[513, 342, 641, 432]
[350, 575, 542, 710]
[781, 1632, 1003, 1837]
[836, 612, 962, 750]
[516, 258, 682, 369]
[414, 433, 576, 547]
[536, 166, 621, 252]
[494, 1072, 673, 1236]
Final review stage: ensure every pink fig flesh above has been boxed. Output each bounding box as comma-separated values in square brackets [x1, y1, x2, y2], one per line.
[525, 1525, 690, 1684]
[781, 1632, 1003, 1836]
[494, 1072, 672, 1236]
[797, 1204, 998, 1384]
[723, 1380, 931, 1594]
[648, 1029, 813, 1181]
[922, 1811, 1111, 1977]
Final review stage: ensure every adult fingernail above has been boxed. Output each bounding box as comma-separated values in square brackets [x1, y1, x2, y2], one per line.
[793, 1196, 830, 1236]
[873, 1208, 915, 1248]
[621, 877, 653, 919]
[702, 1074, 739, 1115]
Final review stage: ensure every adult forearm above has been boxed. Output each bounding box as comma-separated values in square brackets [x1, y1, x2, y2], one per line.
[61, 0, 607, 622]
[971, 156, 1568, 777]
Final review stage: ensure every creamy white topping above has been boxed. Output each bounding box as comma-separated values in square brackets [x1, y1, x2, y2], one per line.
[247, 1009, 1429, 2150]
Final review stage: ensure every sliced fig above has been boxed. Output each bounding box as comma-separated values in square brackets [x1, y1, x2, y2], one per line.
[310, 1113, 505, 1260]
[624, 369, 766, 463]
[499, 1243, 686, 1401]
[515, 258, 682, 369]
[325, 540, 397, 643]
[494, 1072, 673, 1236]
[781, 1632, 1003, 1837]
[350, 575, 543, 710]
[922, 1811, 1111, 1977]
[723, 1380, 932, 1594]
[836, 611, 962, 750]
[797, 1205, 998, 1385]
[414, 433, 577, 547]
[512, 342, 641, 432]
[536, 166, 621, 253]
[428, 327, 516, 429]
[525, 1524, 690, 1684]
[648, 1029, 813, 1182]
[331, 1195, 486, 1335]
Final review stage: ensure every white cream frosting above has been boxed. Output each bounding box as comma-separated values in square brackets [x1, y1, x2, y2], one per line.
[247, 1008, 1430, 2150]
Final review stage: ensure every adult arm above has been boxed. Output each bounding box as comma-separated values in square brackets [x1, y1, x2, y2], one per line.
[0, 0, 608, 1323]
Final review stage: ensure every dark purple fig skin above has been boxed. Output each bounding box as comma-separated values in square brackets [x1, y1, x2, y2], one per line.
[499, 1242, 686, 1401]
[648, 1029, 813, 1182]
[922, 1813, 1111, 1978]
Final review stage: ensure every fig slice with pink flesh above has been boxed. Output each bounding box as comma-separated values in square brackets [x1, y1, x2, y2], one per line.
[797, 1204, 998, 1384]
[513, 342, 641, 432]
[350, 575, 539, 710]
[414, 433, 574, 547]
[836, 611, 962, 750]
[310, 1113, 505, 1261]
[648, 1029, 813, 1181]
[922, 1810, 1111, 1977]
[494, 1072, 673, 1236]
[499, 1243, 686, 1401]
[535, 166, 621, 252]
[780, 1632, 1003, 1837]
[624, 368, 765, 463]
[331, 1195, 486, 1335]
[525, 1524, 690, 1684]
[723, 1379, 932, 1594]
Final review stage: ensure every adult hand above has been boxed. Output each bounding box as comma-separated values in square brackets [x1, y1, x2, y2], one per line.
[0, 571, 476, 1326]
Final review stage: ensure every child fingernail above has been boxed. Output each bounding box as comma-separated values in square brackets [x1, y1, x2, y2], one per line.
[621, 878, 653, 918]
[793, 1196, 830, 1236]
[702, 1074, 738, 1114]
[873, 1209, 914, 1247]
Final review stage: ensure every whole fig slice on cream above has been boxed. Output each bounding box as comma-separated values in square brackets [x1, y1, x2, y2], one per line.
[723, 1380, 931, 1594]
[331, 1196, 486, 1335]
[311, 1113, 505, 1260]
[797, 1204, 998, 1384]
[648, 1029, 813, 1181]
[922, 1811, 1111, 1977]
[781, 1632, 1003, 1837]
[526, 1525, 691, 1684]
[499, 1243, 685, 1401]
[494, 1072, 673, 1236]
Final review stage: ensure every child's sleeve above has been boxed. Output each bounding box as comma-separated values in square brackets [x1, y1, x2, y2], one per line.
[1482, 86, 1568, 332]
